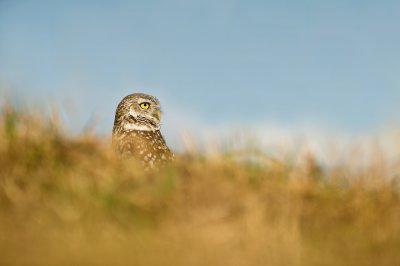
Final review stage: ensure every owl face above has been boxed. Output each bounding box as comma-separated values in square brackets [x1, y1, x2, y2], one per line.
[114, 93, 162, 131]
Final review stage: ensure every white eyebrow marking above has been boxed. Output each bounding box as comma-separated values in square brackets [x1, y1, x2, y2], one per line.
[138, 98, 150, 104]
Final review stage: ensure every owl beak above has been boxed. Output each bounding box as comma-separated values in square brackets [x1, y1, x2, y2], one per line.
[154, 110, 161, 121]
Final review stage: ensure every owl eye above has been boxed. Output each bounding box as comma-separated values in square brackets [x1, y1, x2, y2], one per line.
[139, 102, 150, 109]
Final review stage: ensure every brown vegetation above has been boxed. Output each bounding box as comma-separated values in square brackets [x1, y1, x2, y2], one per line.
[1, 104, 400, 266]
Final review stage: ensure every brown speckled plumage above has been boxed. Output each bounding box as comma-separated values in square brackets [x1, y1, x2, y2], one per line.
[112, 93, 174, 169]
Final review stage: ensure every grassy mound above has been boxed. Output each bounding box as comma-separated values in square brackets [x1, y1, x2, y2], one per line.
[0, 105, 400, 266]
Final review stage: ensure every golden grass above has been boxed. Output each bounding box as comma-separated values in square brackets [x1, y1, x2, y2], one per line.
[1, 104, 400, 266]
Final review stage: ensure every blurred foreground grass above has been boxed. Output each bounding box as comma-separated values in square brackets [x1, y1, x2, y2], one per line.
[1, 104, 400, 266]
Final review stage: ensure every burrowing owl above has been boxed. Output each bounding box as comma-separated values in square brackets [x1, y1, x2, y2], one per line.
[112, 93, 174, 169]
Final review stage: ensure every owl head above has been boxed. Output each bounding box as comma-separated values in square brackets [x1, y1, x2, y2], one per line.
[114, 93, 162, 131]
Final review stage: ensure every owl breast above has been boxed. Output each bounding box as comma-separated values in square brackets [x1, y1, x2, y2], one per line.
[114, 130, 174, 169]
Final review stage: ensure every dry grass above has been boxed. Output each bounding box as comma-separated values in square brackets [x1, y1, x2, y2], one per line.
[1, 104, 400, 266]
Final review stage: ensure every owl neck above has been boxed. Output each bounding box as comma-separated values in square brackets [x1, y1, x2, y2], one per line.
[122, 122, 160, 131]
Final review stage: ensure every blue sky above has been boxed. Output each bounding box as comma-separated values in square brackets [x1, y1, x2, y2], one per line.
[1, 0, 399, 147]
